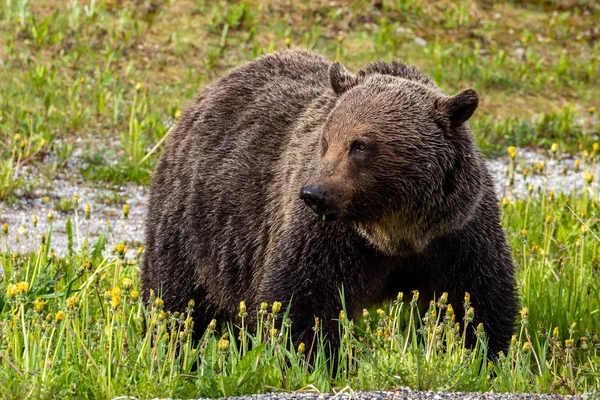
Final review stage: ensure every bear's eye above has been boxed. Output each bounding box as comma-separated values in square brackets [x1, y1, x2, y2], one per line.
[351, 140, 368, 153]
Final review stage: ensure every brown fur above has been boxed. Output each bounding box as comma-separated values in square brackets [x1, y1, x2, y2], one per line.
[142, 50, 518, 355]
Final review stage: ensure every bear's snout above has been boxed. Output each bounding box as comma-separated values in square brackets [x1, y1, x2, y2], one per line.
[300, 185, 336, 218]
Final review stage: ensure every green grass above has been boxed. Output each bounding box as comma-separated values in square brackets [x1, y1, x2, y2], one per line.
[1, 0, 600, 398]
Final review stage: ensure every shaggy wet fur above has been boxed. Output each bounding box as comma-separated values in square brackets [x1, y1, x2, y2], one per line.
[142, 50, 518, 355]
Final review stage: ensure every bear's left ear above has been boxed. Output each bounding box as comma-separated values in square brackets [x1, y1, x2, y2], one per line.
[329, 62, 360, 95]
[435, 89, 479, 127]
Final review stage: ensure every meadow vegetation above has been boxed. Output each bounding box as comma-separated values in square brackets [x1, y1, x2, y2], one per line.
[0, 0, 599, 398]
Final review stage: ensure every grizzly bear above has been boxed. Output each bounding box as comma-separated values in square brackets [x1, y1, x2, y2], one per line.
[142, 50, 518, 355]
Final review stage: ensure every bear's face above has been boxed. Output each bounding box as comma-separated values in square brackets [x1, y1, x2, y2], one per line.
[300, 62, 481, 254]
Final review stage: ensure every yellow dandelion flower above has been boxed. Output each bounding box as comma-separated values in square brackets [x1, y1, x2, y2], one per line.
[501, 197, 510, 208]
[135, 82, 143, 91]
[55, 311, 66, 322]
[2, 223, 7, 235]
[6, 284, 17, 298]
[551, 143, 558, 154]
[297, 342, 305, 355]
[239, 301, 246, 314]
[123, 204, 130, 219]
[522, 341, 531, 352]
[16, 281, 29, 294]
[66, 296, 79, 310]
[507, 146, 517, 159]
[174, 109, 182, 119]
[284, 37, 291, 47]
[589, 106, 596, 114]
[129, 290, 139, 301]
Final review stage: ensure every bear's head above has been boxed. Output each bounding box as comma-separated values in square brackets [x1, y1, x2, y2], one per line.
[300, 61, 486, 256]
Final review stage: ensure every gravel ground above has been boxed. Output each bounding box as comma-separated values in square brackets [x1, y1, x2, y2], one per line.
[152, 388, 585, 400]
[0, 149, 592, 256]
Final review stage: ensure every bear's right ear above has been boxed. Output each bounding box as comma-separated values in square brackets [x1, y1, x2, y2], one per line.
[434, 89, 479, 127]
[329, 62, 360, 95]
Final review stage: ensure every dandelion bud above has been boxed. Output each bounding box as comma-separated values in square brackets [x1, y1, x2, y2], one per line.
[522, 341, 531, 352]
[154, 297, 164, 309]
[589, 107, 596, 114]
[551, 143, 558, 154]
[272, 301, 282, 314]
[123, 204, 130, 219]
[55, 311, 66, 322]
[6, 284, 17, 298]
[537, 161, 544, 172]
[34, 298, 45, 312]
[187, 299, 195, 308]
[47, 211, 54, 221]
[507, 146, 516, 159]
[313, 317, 319, 329]
[565, 339, 574, 349]
[412, 290, 420, 302]
[580, 337, 588, 350]
[339, 310, 345, 321]
[521, 229, 527, 237]
[2, 223, 7, 235]
[239, 301, 246, 315]
[545, 215, 552, 224]
[501, 197, 510, 208]
[135, 82, 143, 91]
[439, 292, 448, 305]
[584, 172, 595, 184]
[85, 204, 91, 219]
[73, 193, 79, 205]
[217, 339, 230, 351]
[563, 166, 567, 175]
[446, 304, 454, 319]
[32, 215, 38, 228]
[208, 319, 217, 331]
[362, 308, 369, 319]
[552, 327, 559, 338]
[477, 323, 484, 334]
[284, 37, 291, 47]
[575, 159, 581, 172]
[528, 183, 534, 193]
[376, 308, 385, 317]
[297, 342, 305, 355]
[466, 307, 475, 321]
[260, 302, 268, 313]
[130, 290, 139, 301]
[157, 311, 166, 321]
[270, 328, 278, 337]
[464, 292, 470, 303]
[520, 307, 529, 318]
[174, 109, 182, 119]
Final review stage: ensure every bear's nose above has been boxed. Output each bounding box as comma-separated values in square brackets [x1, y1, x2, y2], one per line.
[300, 185, 327, 214]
